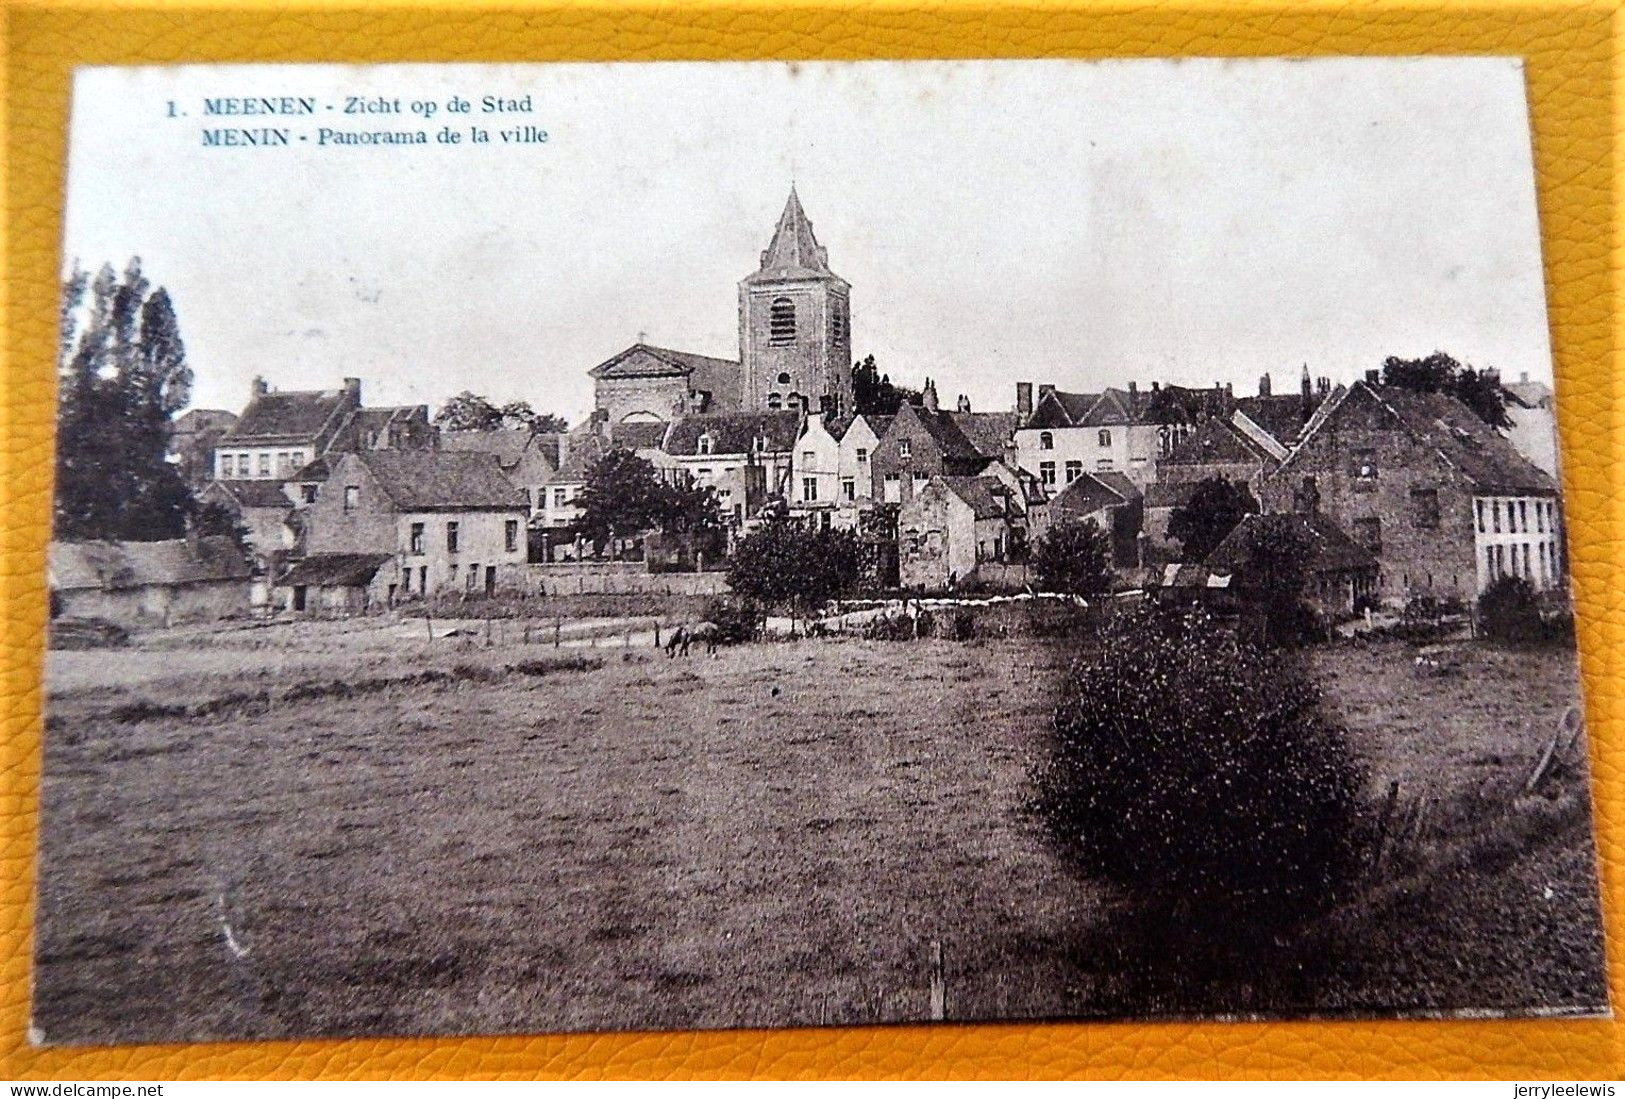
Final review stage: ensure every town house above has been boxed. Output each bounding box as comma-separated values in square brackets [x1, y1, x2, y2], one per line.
[1260, 378, 1564, 605]
[287, 449, 529, 609]
[869, 386, 1012, 507]
[662, 411, 801, 528]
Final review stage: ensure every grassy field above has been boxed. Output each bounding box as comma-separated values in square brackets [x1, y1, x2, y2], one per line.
[34, 628, 1607, 1043]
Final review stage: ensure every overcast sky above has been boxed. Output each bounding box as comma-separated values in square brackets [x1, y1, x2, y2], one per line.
[64, 58, 1552, 421]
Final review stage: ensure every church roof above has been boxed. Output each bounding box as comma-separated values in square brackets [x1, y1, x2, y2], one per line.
[665, 411, 802, 457]
[742, 187, 847, 286]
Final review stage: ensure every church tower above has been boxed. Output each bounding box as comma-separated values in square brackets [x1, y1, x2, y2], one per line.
[739, 188, 853, 417]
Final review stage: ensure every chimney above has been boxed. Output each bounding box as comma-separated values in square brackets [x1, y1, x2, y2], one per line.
[956, 393, 971, 413]
[1258, 372, 1271, 397]
[1151, 381, 1161, 394]
[1016, 382, 1034, 419]
[1364, 369, 1380, 385]
[251, 375, 269, 400]
[343, 377, 362, 402]
[1128, 380, 1137, 398]
[921, 378, 939, 412]
[1316, 376, 1331, 397]
[1520, 371, 1530, 384]
[1300, 365, 1313, 421]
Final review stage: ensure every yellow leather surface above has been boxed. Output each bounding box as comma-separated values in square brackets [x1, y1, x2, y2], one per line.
[2, 0, 1621, 1079]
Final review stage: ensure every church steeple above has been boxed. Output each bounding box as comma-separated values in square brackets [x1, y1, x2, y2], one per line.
[739, 187, 853, 417]
[757, 186, 830, 276]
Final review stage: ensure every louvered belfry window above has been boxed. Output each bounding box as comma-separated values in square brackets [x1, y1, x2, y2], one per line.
[769, 297, 797, 345]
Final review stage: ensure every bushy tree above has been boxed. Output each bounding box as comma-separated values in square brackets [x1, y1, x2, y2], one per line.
[728, 518, 862, 619]
[1032, 517, 1112, 597]
[435, 391, 567, 433]
[1030, 607, 1365, 933]
[56, 258, 196, 541]
[1168, 477, 1258, 562]
[1233, 514, 1322, 648]
[1477, 574, 1544, 645]
[852, 355, 923, 417]
[569, 449, 722, 557]
[1381, 351, 1510, 429]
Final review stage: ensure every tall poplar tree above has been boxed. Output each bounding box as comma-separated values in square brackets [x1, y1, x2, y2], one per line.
[55, 258, 196, 541]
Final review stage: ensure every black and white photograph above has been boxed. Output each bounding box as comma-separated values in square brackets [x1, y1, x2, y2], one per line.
[37, 57, 1609, 1045]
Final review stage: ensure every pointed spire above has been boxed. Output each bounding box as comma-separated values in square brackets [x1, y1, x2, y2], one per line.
[759, 186, 830, 274]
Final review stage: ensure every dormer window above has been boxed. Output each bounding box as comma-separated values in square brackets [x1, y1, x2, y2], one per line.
[1039, 431, 1054, 451]
[769, 297, 797, 346]
[698, 433, 713, 456]
[1098, 429, 1112, 448]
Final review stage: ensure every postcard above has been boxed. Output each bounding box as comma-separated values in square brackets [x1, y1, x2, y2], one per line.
[37, 58, 1608, 1044]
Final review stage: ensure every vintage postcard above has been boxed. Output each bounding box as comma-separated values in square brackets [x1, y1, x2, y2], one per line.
[38, 58, 1608, 1045]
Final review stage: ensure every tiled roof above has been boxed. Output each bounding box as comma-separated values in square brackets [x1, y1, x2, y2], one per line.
[1287, 383, 1559, 497]
[1233, 394, 1313, 447]
[1164, 417, 1268, 466]
[278, 552, 392, 588]
[1503, 379, 1553, 409]
[608, 421, 670, 452]
[49, 537, 251, 592]
[355, 451, 529, 511]
[906, 407, 984, 464]
[1206, 512, 1378, 576]
[289, 456, 331, 482]
[172, 409, 237, 434]
[224, 388, 352, 443]
[944, 411, 1017, 459]
[206, 479, 296, 510]
[664, 411, 802, 456]
[1093, 470, 1142, 502]
[1025, 390, 1100, 428]
[1048, 471, 1130, 518]
[440, 429, 542, 470]
[937, 476, 1009, 520]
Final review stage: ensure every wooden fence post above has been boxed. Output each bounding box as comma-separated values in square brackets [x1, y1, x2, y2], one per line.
[928, 940, 946, 1021]
[1371, 779, 1401, 871]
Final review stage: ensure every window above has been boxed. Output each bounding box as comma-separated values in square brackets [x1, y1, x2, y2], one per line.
[856, 447, 869, 464]
[832, 309, 846, 343]
[258, 453, 271, 476]
[698, 434, 712, 455]
[505, 520, 519, 553]
[300, 485, 318, 505]
[467, 565, 479, 591]
[1493, 501, 1502, 533]
[1096, 459, 1114, 471]
[1352, 449, 1378, 491]
[409, 522, 425, 555]
[1536, 502, 1546, 533]
[1410, 488, 1440, 530]
[1098, 429, 1112, 448]
[802, 450, 815, 468]
[446, 521, 460, 554]
[401, 568, 411, 594]
[1476, 499, 1486, 533]
[1039, 431, 1055, 451]
[553, 487, 568, 508]
[841, 478, 856, 501]
[802, 476, 818, 502]
[291, 451, 306, 467]
[884, 473, 901, 503]
[912, 472, 930, 494]
[768, 297, 797, 345]
[236, 454, 251, 477]
[448, 563, 459, 585]
[277, 452, 290, 472]
[1353, 517, 1382, 555]
[1518, 500, 1528, 533]
[767, 393, 783, 411]
[899, 439, 912, 460]
[342, 485, 359, 513]
[695, 468, 713, 480]
[1064, 460, 1082, 484]
[778, 372, 792, 385]
[1040, 461, 1057, 487]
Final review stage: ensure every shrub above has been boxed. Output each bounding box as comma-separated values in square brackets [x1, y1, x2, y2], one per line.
[1030, 607, 1365, 935]
[944, 608, 977, 642]
[1032, 518, 1112, 597]
[1477, 575, 1544, 645]
[704, 596, 762, 645]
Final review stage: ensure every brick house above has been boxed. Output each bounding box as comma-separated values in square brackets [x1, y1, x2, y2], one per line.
[290, 450, 529, 608]
[1260, 380, 1564, 605]
[870, 388, 1012, 508]
[1205, 511, 1379, 614]
[898, 475, 1016, 590]
[439, 429, 561, 519]
[214, 377, 361, 481]
[1043, 469, 1142, 567]
[662, 411, 801, 531]
[196, 477, 299, 605]
[49, 536, 251, 628]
